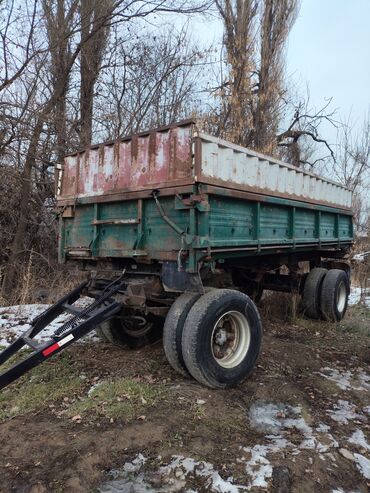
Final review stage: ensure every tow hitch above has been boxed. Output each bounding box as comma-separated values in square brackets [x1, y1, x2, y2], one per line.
[0, 276, 126, 391]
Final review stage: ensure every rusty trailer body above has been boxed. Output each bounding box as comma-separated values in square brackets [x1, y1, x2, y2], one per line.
[1, 119, 349, 390]
[57, 120, 353, 277]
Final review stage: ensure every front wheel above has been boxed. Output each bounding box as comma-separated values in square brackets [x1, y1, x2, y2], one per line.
[96, 314, 163, 348]
[181, 289, 262, 389]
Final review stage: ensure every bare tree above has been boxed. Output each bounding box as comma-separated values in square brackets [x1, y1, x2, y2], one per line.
[214, 0, 298, 153]
[0, 0, 41, 93]
[214, 0, 258, 145]
[1, 0, 116, 297]
[214, 0, 343, 169]
[333, 113, 370, 232]
[95, 26, 206, 139]
[43, 0, 79, 164]
[80, 0, 113, 146]
[253, 0, 298, 154]
[277, 96, 337, 167]
[0, 0, 214, 299]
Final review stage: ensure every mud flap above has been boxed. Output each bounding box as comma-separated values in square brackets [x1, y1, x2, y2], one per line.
[161, 261, 204, 293]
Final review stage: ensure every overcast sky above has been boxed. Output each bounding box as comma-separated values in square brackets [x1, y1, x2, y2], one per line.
[286, 0, 370, 141]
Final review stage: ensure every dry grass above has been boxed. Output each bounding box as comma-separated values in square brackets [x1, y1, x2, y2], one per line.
[259, 291, 301, 322]
[1, 262, 87, 306]
[0, 353, 84, 421]
[66, 377, 164, 422]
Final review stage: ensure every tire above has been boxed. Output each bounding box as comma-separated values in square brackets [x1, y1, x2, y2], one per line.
[95, 322, 111, 342]
[163, 292, 201, 376]
[320, 269, 350, 322]
[96, 314, 163, 349]
[95, 322, 114, 343]
[302, 268, 328, 319]
[181, 289, 262, 389]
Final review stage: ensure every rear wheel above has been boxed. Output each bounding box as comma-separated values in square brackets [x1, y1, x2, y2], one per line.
[320, 269, 349, 322]
[181, 289, 262, 389]
[163, 292, 201, 376]
[302, 267, 328, 319]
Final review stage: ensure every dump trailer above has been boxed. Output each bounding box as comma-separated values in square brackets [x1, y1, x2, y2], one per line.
[0, 120, 353, 390]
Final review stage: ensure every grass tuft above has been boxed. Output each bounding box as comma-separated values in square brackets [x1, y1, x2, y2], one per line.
[0, 353, 83, 420]
[67, 377, 164, 422]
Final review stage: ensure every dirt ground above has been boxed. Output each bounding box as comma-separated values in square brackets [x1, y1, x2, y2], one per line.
[0, 295, 369, 493]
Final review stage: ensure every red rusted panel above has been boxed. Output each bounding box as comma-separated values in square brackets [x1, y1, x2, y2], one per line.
[78, 149, 99, 195]
[117, 140, 132, 189]
[58, 121, 194, 200]
[61, 155, 78, 196]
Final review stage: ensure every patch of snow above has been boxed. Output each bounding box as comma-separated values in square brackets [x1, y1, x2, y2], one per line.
[348, 286, 370, 307]
[348, 429, 370, 451]
[243, 437, 293, 489]
[353, 453, 370, 480]
[0, 298, 97, 348]
[318, 367, 370, 392]
[246, 399, 367, 486]
[348, 287, 362, 305]
[100, 454, 247, 493]
[327, 400, 364, 424]
[246, 402, 344, 487]
[249, 402, 311, 434]
[316, 423, 330, 433]
[87, 381, 104, 397]
[159, 456, 245, 493]
[122, 453, 146, 473]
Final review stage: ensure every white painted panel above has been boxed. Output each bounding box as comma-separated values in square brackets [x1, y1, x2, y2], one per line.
[198, 133, 352, 209]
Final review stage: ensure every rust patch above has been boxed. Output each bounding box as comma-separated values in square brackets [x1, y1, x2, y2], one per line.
[59, 123, 194, 200]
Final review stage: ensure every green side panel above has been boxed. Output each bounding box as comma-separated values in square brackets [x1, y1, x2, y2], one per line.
[294, 209, 316, 240]
[98, 201, 140, 256]
[259, 204, 290, 241]
[61, 197, 188, 258]
[144, 197, 189, 253]
[207, 197, 254, 246]
[63, 205, 95, 249]
[205, 195, 353, 248]
[320, 212, 336, 241]
[59, 189, 353, 264]
[338, 215, 352, 239]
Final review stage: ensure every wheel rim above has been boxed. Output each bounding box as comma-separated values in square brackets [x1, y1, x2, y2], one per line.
[121, 316, 153, 338]
[336, 281, 347, 313]
[211, 310, 251, 369]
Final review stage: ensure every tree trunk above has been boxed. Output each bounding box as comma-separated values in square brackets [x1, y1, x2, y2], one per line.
[1, 120, 43, 298]
[80, 0, 112, 147]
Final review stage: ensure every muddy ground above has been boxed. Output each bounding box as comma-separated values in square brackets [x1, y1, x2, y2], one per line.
[0, 296, 369, 493]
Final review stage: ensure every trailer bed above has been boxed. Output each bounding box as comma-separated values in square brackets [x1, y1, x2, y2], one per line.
[57, 121, 353, 272]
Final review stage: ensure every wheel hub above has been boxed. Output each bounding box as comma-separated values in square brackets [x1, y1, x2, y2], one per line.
[211, 311, 251, 369]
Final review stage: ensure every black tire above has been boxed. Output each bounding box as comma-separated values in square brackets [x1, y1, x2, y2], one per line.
[163, 292, 201, 376]
[181, 289, 262, 389]
[95, 322, 114, 343]
[320, 269, 350, 322]
[302, 267, 328, 319]
[97, 314, 163, 349]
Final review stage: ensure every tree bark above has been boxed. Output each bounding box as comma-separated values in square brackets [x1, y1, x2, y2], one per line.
[1, 120, 43, 297]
